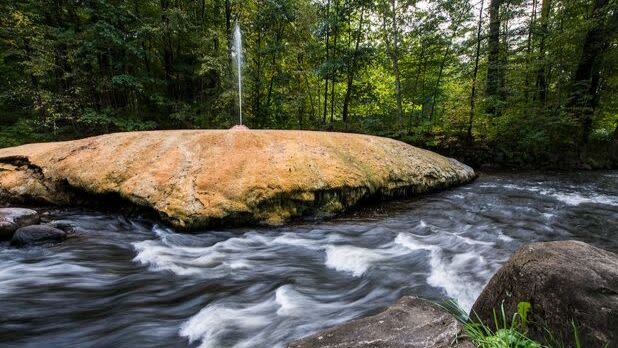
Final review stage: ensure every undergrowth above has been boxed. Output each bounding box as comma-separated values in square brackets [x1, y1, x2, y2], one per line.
[441, 301, 586, 348]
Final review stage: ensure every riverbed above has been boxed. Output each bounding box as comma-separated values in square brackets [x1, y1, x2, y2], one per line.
[0, 171, 616, 348]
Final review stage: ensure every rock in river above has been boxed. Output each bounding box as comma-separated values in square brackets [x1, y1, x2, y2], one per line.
[288, 296, 473, 348]
[0, 207, 40, 239]
[11, 224, 67, 247]
[471, 240, 618, 347]
[0, 130, 475, 229]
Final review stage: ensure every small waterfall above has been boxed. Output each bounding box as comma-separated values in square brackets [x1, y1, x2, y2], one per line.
[233, 22, 243, 125]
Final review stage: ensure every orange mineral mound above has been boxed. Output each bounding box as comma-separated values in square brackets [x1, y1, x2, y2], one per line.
[0, 130, 475, 229]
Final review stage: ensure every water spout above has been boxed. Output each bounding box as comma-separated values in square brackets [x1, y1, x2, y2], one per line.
[233, 22, 243, 125]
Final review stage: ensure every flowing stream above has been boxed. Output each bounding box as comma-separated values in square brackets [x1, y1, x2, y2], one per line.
[0, 172, 616, 348]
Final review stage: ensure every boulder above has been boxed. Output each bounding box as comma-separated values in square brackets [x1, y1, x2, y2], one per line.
[287, 296, 473, 348]
[0, 207, 39, 239]
[47, 220, 76, 233]
[471, 240, 618, 347]
[0, 130, 475, 229]
[10, 224, 67, 247]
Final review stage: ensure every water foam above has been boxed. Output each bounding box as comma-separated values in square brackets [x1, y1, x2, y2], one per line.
[133, 212, 537, 344]
[275, 285, 328, 317]
[484, 183, 617, 206]
[135, 224, 494, 313]
[550, 191, 616, 206]
[394, 233, 490, 310]
[132, 226, 276, 278]
[426, 252, 488, 310]
[324, 245, 391, 277]
[179, 296, 276, 348]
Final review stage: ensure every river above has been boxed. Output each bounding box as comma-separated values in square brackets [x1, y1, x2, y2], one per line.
[0, 171, 616, 348]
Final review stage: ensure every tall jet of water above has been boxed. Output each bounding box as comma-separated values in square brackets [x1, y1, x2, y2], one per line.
[233, 22, 243, 125]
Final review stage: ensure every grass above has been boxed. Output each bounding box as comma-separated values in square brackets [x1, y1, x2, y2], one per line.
[440, 300, 586, 348]
[462, 301, 540, 348]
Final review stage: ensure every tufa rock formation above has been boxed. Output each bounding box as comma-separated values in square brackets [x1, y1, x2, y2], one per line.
[0, 130, 475, 229]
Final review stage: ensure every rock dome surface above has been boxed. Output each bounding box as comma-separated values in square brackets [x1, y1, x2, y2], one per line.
[0, 130, 475, 229]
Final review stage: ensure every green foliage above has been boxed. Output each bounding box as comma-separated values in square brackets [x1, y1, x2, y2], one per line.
[0, 119, 54, 148]
[0, 0, 615, 168]
[450, 301, 540, 348]
[442, 300, 591, 348]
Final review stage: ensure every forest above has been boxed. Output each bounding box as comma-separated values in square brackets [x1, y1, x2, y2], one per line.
[0, 0, 617, 168]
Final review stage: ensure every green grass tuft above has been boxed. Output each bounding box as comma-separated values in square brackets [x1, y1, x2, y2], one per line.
[440, 300, 586, 348]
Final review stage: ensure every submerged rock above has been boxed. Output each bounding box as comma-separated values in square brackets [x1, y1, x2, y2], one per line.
[471, 240, 618, 347]
[47, 220, 76, 233]
[287, 296, 473, 348]
[10, 224, 67, 247]
[0, 130, 475, 229]
[0, 207, 40, 239]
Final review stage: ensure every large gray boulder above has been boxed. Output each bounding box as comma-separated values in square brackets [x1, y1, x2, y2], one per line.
[0, 207, 39, 239]
[471, 240, 618, 347]
[10, 224, 67, 247]
[287, 296, 473, 348]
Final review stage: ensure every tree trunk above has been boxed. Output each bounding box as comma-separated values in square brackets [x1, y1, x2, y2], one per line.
[253, 29, 263, 127]
[303, 73, 316, 124]
[322, 0, 331, 125]
[485, 0, 502, 116]
[265, 29, 282, 124]
[524, 0, 537, 100]
[468, 0, 485, 141]
[342, 7, 365, 127]
[329, 0, 339, 129]
[535, 0, 551, 105]
[500, 0, 510, 98]
[428, 7, 469, 121]
[409, 39, 426, 129]
[569, 0, 616, 145]
[391, 0, 403, 126]
[161, 0, 174, 100]
[428, 48, 449, 122]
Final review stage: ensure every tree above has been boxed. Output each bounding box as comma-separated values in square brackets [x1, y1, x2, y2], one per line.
[386, 0, 404, 126]
[468, 0, 485, 141]
[534, 0, 551, 105]
[569, 0, 617, 145]
[486, 0, 504, 116]
[1, 0, 616, 168]
[342, 1, 368, 127]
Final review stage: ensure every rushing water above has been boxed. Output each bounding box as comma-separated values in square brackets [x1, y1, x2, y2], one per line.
[0, 172, 616, 348]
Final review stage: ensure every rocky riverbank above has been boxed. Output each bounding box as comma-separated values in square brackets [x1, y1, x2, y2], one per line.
[288, 296, 474, 348]
[0, 130, 475, 229]
[288, 240, 618, 348]
[0, 208, 69, 246]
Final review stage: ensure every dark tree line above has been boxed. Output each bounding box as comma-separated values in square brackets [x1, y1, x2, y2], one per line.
[1, 0, 616, 167]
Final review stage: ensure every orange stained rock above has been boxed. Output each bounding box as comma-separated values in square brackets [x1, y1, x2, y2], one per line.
[0, 130, 475, 229]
